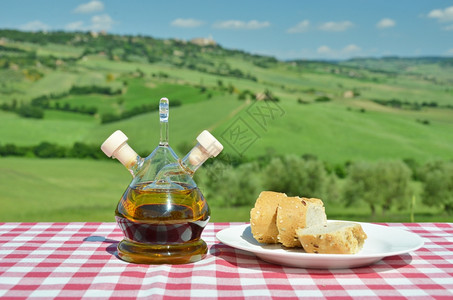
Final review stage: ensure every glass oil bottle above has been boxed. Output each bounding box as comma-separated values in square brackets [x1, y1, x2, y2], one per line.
[101, 98, 223, 264]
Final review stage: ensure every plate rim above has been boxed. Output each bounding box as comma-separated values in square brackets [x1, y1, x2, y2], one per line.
[216, 220, 424, 261]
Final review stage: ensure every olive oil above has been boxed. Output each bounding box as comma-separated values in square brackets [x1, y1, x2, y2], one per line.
[115, 181, 210, 264]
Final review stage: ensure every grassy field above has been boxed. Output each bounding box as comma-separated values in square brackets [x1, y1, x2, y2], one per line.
[1, 62, 453, 164]
[0, 157, 259, 222]
[214, 98, 453, 164]
[1, 157, 451, 223]
[0, 31, 452, 223]
[0, 158, 128, 222]
[2, 94, 452, 165]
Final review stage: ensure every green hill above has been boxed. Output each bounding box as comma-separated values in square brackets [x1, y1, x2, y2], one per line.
[1, 29, 452, 163]
[0, 29, 452, 222]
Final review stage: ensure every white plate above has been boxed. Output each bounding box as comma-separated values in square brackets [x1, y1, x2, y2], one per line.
[216, 221, 424, 269]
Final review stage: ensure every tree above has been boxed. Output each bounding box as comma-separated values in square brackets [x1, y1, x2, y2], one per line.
[199, 161, 261, 207]
[69, 142, 103, 159]
[342, 160, 412, 216]
[420, 161, 453, 214]
[323, 174, 340, 205]
[17, 104, 44, 119]
[0, 143, 28, 157]
[378, 161, 412, 212]
[33, 142, 66, 158]
[262, 155, 327, 198]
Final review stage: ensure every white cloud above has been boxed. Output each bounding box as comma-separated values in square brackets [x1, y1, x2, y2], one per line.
[443, 24, 453, 31]
[318, 21, 354, 32]
[65, 21, 85, 31]
[317, 45, 333, 55]
[376, 18, 396, 29]
[317, 44, 362, 58]
[287, 20, 310, 33]
[428, 6, 453, 22]
[74, 1, 104, 14]
[213, 20, 270, 30]
[343, 44, 361, 54]
[446, 48, 453, 55]
[65, 14, 115, 32]
[171, 18, 204, 28]
[19, 20, 50, 32]
[91, 14, 114, 31]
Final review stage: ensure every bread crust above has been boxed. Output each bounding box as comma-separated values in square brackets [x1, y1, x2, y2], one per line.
[276, 197, 326, 247]
[250, 191, 287, 243]
[296, 222, 367, 254]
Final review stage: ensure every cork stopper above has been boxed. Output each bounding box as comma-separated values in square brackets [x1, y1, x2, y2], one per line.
[100, 130, 138, 168]
[196, 130, 223, 157]
[188, 130, 223, 166]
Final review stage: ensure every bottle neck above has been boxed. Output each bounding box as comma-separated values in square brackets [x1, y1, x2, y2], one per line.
[159, 120, 169, 146]
[159, 98, 169, 146]
[179, 143, 211, 175]
[127, 157, 144, 177]
[112, 143, 143, 177]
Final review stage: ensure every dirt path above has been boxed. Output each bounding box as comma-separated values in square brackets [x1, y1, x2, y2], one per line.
[207, 99, 250, 132]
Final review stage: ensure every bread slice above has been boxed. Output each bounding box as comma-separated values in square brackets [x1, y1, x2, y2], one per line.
[276, 197, 327, 248]
[296, 222, 367, 254]
[250, 191, 287, 243]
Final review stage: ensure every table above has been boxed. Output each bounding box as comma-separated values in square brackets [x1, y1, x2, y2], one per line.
[0, 222, 452, 299]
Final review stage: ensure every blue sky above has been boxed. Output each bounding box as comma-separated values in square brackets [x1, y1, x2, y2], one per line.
[1, 0, 452, 60]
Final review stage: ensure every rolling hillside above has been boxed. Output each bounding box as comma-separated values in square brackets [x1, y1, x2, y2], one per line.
[1, 30, 452, 222]
[1, 30, 452, 164]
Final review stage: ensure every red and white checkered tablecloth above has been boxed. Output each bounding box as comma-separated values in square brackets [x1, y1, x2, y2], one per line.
[0, 222, 452, 299]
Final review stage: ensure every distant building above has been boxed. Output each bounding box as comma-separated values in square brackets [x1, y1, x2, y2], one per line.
[190, 36, 216, 46]
[343, 90, 354, 98]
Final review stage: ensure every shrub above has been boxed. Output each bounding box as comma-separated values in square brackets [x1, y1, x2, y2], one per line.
[297, 98, 309, 104]
[1, 142, 108, 159]
[416, 119, 430, 125]
[315, 96, 331, 102]
[101, 113, 121, 124]
[69, 85, 122, 95]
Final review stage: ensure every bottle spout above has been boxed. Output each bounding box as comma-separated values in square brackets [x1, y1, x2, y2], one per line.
[159, 97, 169, 123]
[159, 97, 169, 146]
[188, 130, 224, 166]
[101, 130, 141, 175]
